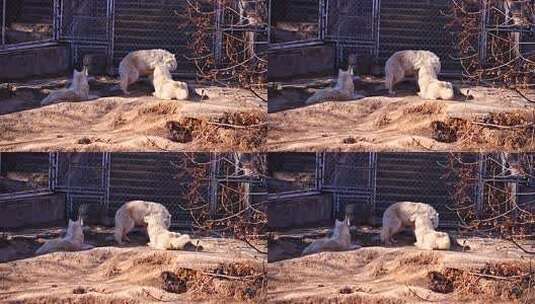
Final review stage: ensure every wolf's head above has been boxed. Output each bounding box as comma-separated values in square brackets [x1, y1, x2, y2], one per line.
[71, 67, 89, 90]
[332, 216, 351, 239]
[336, 68, 354, 92]
[437, 81, 454, 100]
[65, 217, 84, 244]
[163, 52, 178, 71]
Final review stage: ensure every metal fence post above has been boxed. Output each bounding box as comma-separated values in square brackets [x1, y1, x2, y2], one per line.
[479, 0, 488, 63]
[2, 0, 6, 47]
[474, 153, 486, 219]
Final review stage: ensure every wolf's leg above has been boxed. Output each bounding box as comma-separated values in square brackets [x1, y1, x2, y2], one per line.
[387, 217, 403, 245]
[121, 217, 136, 243]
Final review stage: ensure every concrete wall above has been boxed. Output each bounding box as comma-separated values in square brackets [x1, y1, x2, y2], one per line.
[268, 44, 336, 81]
[0, 45, 70, 81]
[268, 193, 332, 230]
[0, 193, 65, 229]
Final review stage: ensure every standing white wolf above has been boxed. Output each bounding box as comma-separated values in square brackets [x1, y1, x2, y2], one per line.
[144, 214, 195, 250]
[152, 65, 189, 100]
[384, 50, 441, 95]
[119, 49, 177, 95]
[417, 65, 454, 100]
[305, 68, 359, 105]
[413, 216, 451, 250]
[380, 201, 439, 246]
[113, 200, 171, 244]
[35, 218, 94, 255]
[302, 217, 352, 256]
[40, 67, 90, 106]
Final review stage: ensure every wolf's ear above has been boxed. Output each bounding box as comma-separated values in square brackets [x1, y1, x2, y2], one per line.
[143, 215, 151, 223]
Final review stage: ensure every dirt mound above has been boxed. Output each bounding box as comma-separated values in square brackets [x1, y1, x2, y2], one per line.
[267, 242, 534, 304]
[267, 84, 535, 151]
[0, 84, 266, 151]
[0, 245, 266, 304]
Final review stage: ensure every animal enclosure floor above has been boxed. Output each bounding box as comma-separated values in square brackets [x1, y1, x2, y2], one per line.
[267, 77, 535, 152]
[267, 236, 534, 304]
[0, 76, 267, 152]
[0, 225, 267, 303]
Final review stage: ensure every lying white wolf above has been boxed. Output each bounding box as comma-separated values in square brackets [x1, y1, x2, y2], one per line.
[35, 218, 94, 255]
[380, 201, 439, 246]
[119, 49, 177, 94]
[144, 214, 195, 250]
[417, 65, 454, 100]
[413, 215, 451, 250]
[113, 200, 171, 244]
[152, 65, 189, 100]
[302, 217, 352, 256]
[305, 68, 360, 105]
[40, 67, 91, 106]
[384, 50, 441, 95]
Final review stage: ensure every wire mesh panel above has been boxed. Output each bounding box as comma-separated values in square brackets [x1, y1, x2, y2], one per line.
[59, 0, 109, 43]
[378, 0, 460, 72]
[52, 153, 110, 218]
[0, 153, 50, 196]
[269, 0, 322, 45]
[324, 0, 379, 43]
[111, 0, 196, 74]
[1, 0, 56, 48]
[320, 153, 377, 222]
[267, 152, 319, 196]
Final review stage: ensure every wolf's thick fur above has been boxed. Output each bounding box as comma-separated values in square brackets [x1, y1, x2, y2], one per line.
[380, 201, 439, 245]
[302, 218, 351, 256]
[35, 218, 93, 255]
[414, 216, 451, 250]
[119, 49, 177, 94]
[41, 68, 90, 106]
[384, 50, 441, 95]
[144, 214, 193, 250]
[417, 66, 454, 100]
[305, 68, 357, 105]
[113, 200, 171, 244]
[152, 65, 189, 100]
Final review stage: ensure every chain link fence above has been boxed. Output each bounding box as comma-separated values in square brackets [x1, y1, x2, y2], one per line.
[1, 0, 56, 48]
[0, 153, 51, 197]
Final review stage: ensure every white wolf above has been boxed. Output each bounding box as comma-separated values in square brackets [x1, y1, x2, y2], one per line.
[144, 214, 195, 250]
[417, 65, 454, 100]
[413, 216, 451, 250]
[152, 65, 189, 100]
[113, 200, 171, 244]
[380, 201, 439, 246]
[302, 217, 352, 256]
[40, 67, 90, 106]
[305, 68, 359, 105]
[119, 49, 177, 95]
[35, 218, 94, 255]
[384, 50, 441, 95]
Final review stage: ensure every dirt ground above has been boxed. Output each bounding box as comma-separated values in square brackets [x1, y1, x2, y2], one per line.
[267, 76, 535, 152]
[267, 227, 535, 303]
[0, 76, 267, 152]
[0, 225, 267, 303]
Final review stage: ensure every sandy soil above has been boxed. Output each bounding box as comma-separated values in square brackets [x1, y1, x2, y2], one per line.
[0, 225, 267, 303]
[267, 77, 535, 152]
[267, 228, 535, 303]
[0, 76, 267, 152]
